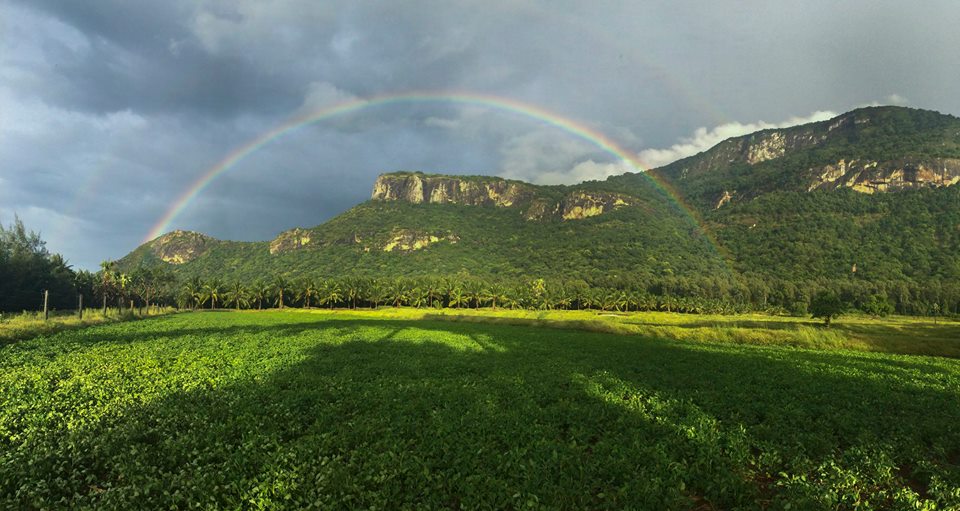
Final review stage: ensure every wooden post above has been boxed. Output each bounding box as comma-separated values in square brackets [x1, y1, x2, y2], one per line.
[78, 294, 83, 320]
[43, 290, 49, 321]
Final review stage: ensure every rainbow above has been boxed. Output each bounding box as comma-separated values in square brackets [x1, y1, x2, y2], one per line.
[144, 91, 722, 261]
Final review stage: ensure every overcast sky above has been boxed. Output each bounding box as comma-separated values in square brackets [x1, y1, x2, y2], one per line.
[2, 1, 959, 270]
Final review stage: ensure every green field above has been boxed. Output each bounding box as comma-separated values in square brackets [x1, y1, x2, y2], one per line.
[2, 311, 959, 510]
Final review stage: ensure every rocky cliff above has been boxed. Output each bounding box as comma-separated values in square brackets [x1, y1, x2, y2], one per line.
[660, 106, 960, 209]
[269, 228, 313, 254]
[371, 172, 534, 207]
[671, 125, 828, 180]
[371, 172, 634, 221]
[146, 230, 214, 264]
[807, 157, 960, 193]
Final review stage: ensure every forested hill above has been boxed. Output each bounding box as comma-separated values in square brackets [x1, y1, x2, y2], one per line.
[644, 105, 960, 209]
[119, 106, 960, 292]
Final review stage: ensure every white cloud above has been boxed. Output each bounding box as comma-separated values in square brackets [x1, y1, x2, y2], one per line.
[636, 110, 838, 168]
[857, 93, 911, 108]
[299, 81, 358, 112]
[493, 110, 843, 185]
[529, 160, 634, 185]
[496, 129, 595, 184]
[886, 94, 909, 106]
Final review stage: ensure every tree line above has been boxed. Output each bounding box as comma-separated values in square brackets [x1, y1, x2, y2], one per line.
[84, 271, 958, 319]
[3, 216, 958, 318]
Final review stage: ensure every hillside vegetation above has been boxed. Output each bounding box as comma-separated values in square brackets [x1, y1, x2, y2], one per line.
[109, 107, 960, 318]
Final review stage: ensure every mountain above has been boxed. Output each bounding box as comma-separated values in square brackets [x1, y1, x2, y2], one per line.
[120, 171, 726, 285]
[649, 106, 960, 210]
[119, 106, 960, 292]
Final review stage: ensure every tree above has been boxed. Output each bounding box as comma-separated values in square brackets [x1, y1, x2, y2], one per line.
[97, 261, 115, 314]
[320, 280, 342, 309]
[861, 294, 893, 317]
[810, 291, 845, 327]
[344, 278, 364, 309]
[448, 286, 467, 309]
[368, 280, 388, 309]
[486, 282, 507, 310]
[389, 279, 409, 308]
[273, 276, 288, 309]
[132, 267, 172, 312]
[225, 281, 249, 311]
[203, 278, 224, 310]
[249, 280, 270, 310]
[115, 272, 131, 311]
[409, 287, 427, 308]
[426, 280, 443, 309]
[183, 277, 205, 310]
[298, 279, 319, 308]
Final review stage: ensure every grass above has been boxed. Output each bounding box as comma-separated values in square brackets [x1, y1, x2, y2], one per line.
[0, 307, 174, 345]
[295, 307, 960, 358]
[1, 310, 959, 509]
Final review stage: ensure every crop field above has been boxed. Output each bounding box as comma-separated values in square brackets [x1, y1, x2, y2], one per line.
[2, 311, 959, 510]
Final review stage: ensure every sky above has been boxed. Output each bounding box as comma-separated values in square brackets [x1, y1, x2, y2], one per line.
[2, 1, 960, 270]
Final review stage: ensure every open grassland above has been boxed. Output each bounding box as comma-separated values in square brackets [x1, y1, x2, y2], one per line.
[303, 307, 960, 358]
[2, 310, 959, 510]
[0, 308, 174, 345]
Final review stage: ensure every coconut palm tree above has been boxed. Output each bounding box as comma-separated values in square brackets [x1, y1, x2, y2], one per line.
[320, 280, 342, 309]
[97, 261, 115, 315]
[344, 278, 364, 309]
[114, 271, 131, 311]
[448, 286, 467, 309]
[225, 281, 248, 310]
[298, 279, 319, 308]
[368, 280, 388, 309]
[273, 276, 288, 309]
[485, 282, 507, 310]
[409, 287, 428, 308]
[465, 280, 485, 309]
[552, 285, 571, 311]
[203, 278, 224, 310]
[182, 276, 204, 310]
[249, 279, 270, 310]
[426, 279, 443, 309]
[389, 279, 409, 308]
[502, 290, 521, 310]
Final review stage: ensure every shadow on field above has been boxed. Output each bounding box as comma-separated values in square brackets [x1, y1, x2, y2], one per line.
[4, 317, 960, 509]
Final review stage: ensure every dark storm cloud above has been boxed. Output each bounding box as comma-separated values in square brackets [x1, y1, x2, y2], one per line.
[2, 0, 960, 270]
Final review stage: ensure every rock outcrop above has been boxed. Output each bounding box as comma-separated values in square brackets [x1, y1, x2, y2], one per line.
[714, 190, 735, 209]
[381, 229, 459, 252]
[371, 172, 534, 207]
[148, 230, 213, 264]
[560, 192, 633, 220]
[673, 128, 827, 180]
[807, 158, 960, 193]
[269, 228, 312, 254]
[372, 172, 636, 221]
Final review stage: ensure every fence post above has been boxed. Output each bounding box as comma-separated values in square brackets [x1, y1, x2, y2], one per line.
[78, 294, 83, 320]
[43, 290, 49, 321]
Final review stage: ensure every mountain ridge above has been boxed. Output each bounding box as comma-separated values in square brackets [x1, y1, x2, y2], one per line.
[119, 105, 960, 289]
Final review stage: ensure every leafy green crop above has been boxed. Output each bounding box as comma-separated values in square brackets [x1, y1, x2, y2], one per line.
[2, 311, 959, 509]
